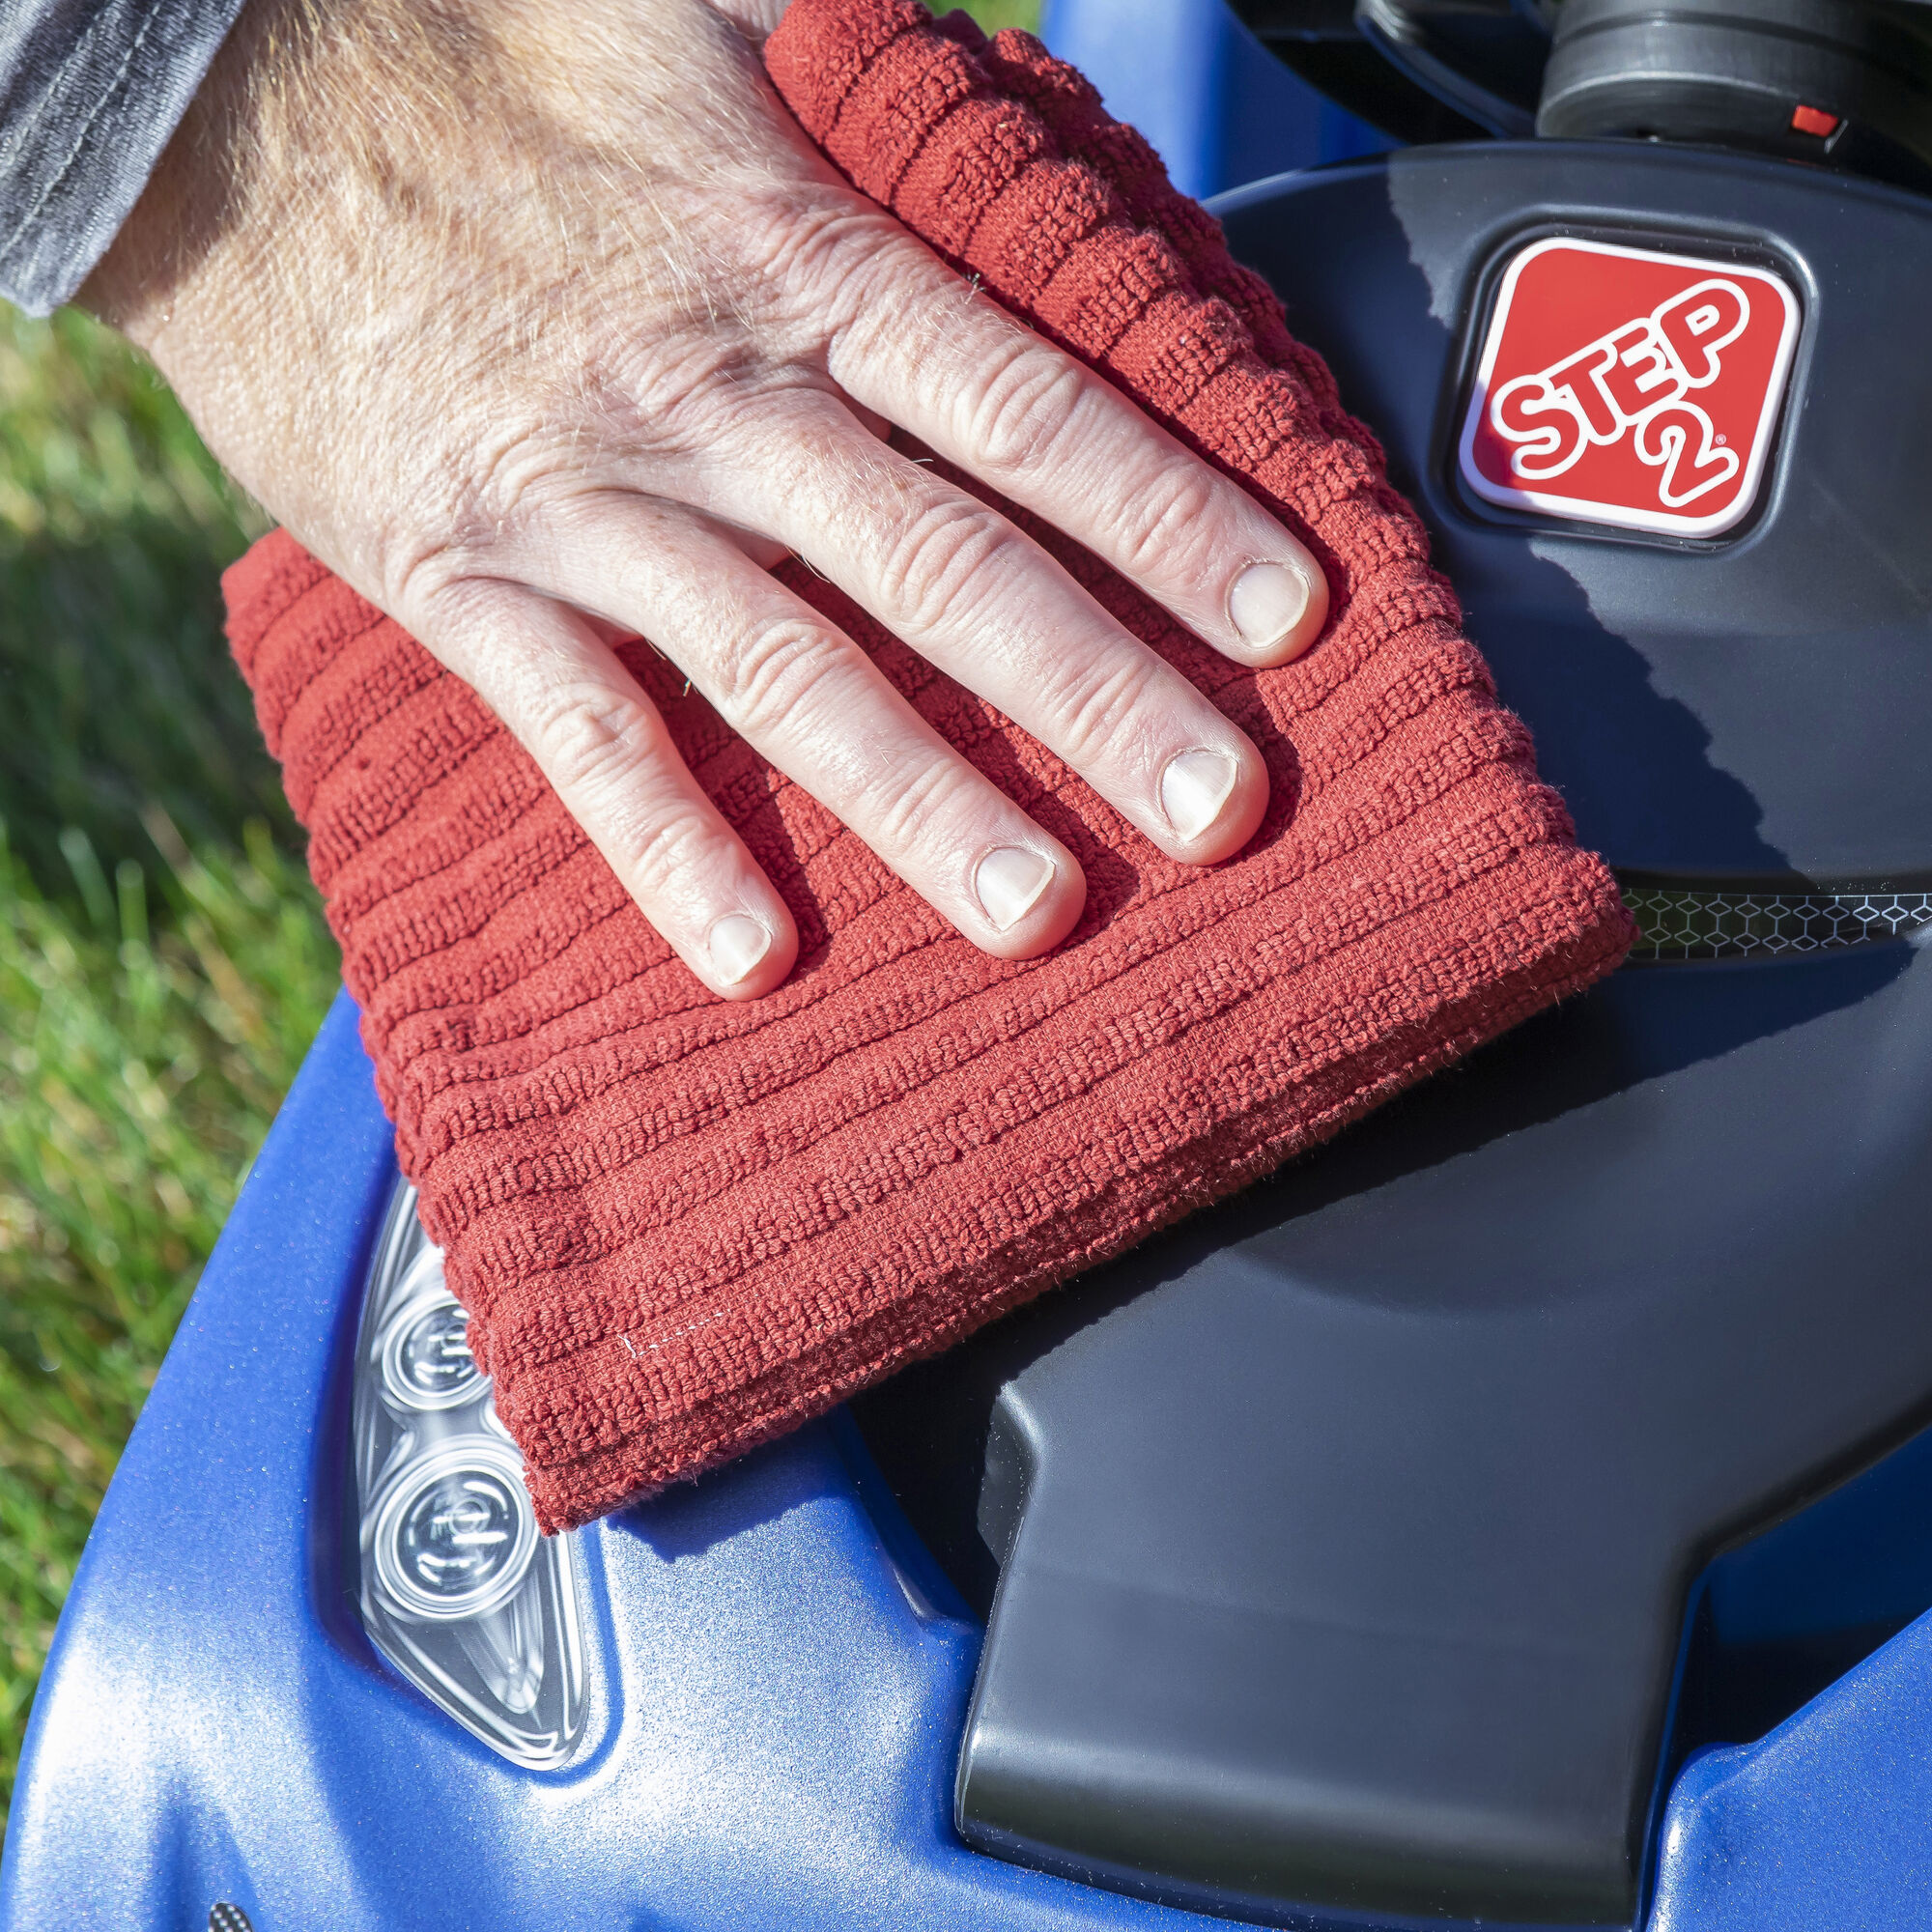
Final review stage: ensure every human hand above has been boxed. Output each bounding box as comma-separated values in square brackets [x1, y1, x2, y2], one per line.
[87, 0, 1328, 999]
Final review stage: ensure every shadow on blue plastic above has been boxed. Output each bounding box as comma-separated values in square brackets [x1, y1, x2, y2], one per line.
[1674, 1415, 1932, 1762]
[1652, 1599, 1932, 1930]
[1640, 1420, 1932, 1928]
[1040, 0, 1389, 200]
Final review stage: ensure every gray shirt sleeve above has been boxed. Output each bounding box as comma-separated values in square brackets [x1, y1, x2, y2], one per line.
[0, 0, 248, 316]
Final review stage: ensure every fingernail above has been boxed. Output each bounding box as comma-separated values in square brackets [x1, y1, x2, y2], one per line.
[975, 846, 1056, 932]
[1229, 559, 1312, 649]
[708, 913, 772, 985]
[1160, 749, 1237, 841]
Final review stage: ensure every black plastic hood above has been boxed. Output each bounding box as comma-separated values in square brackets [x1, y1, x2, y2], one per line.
[854, 141, 1932, 1928]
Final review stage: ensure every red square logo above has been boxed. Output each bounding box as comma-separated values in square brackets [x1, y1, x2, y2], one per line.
[1459, 238, 1801, 538]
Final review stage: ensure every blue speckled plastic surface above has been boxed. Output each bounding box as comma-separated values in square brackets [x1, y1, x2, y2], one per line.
[1653, 1619, 1932, 1931]
[11, 1012, 1932, 1931]
[0, 993, 1212, 1931]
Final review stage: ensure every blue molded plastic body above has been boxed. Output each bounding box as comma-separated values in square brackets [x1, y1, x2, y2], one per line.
[9, 4, 1932, 1924]
[12, 997, 1932, 1930]
[1040, 0, 1390, 198]
[0, 994, 1194, 1932]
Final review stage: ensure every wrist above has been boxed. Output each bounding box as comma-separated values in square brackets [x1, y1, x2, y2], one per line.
[81, 0, 298, 350]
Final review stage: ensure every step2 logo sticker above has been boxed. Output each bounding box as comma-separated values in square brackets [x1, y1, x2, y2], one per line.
[1459, 238, 1801, 537]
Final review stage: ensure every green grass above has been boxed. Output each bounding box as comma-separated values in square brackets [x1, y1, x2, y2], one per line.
[0, 820, 338, 1816]
[0, 0, 1039, 1833]
[952, 0, 1042, 30]
[0, 305, 339, 1833]
[0, 309, 298, 897]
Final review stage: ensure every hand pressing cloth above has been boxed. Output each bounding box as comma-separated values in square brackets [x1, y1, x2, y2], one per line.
[222, 0, 1634, 1533]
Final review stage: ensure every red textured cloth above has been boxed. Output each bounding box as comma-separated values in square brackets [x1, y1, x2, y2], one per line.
[222, 0, 1633, 1532]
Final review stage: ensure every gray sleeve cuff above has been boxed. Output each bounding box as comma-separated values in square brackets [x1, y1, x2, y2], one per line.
[0, 0, 250, 316]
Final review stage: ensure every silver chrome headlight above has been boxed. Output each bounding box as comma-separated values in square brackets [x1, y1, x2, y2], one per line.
[353, 1181, 593, 1768]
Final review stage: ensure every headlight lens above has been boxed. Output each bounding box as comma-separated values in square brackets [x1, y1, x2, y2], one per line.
[381, 1291, 485, 1412]
[371, 1440, 538, 1625]
[353, 1180, 592, 1767]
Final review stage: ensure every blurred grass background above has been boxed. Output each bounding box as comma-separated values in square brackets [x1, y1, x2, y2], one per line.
[0, 0, 1040, 1842]
[951, 0, 1041, 24]
[0, 306, 340, 1831]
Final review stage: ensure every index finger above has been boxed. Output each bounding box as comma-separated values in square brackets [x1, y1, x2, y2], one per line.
[822, 233, 1330, 668]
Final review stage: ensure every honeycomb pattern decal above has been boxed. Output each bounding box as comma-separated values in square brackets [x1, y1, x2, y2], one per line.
[1623, 885, 1932, 962]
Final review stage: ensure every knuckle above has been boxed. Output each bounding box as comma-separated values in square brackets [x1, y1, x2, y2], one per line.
[623, 804, 724, 903]
[759, 194, 919, 328]
[872, 754, 980, 852]
[383, 441, 581, 616]
[448, 423, 578, 539]
[1112, 463, 1227, 578]
[713, 616, 851, 738]
[1044, 652, 1169, 769]
[959, 343, 1091, 473]
[526, 679, 664, 798]
[876, 499, 1019, 630]
[523, 684, 717, 903]
[611, 333, 769, 457]
[463, 429, 572, 529]
[388, 539, 470, 625]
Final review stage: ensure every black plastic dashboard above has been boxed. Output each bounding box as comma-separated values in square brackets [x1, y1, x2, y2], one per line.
[853, 141, 1932, 1928]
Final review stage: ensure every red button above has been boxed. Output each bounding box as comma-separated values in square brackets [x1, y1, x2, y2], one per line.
[1791, 103, 1840, 137]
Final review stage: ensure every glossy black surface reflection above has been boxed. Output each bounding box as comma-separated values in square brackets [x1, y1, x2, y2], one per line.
[855, 144, 1932, 1929]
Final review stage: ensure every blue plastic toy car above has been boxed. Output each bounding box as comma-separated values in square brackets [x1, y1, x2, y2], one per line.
[11, 0, 1932, 1924]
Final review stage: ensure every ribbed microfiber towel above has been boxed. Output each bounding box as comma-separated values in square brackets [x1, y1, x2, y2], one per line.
[222, 0, 1634, 1532]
